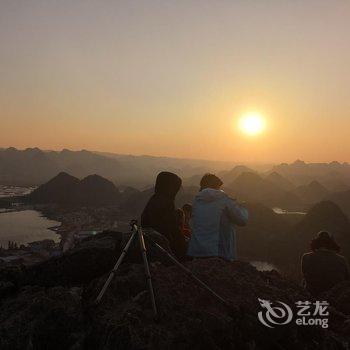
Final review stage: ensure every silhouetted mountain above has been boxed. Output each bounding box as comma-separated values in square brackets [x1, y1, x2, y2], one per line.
[0, 148, 60, 185]
[219, 165, 255, 186]
[0, 147, 236, 188]
[119, 188, 154, 217]
[0, 148, 120, 186]
[118, 185, 199, 218]
[226, 172, 303, 210]
[293, 180, 329, 204]
[182, 174, 203, 187]
[272, 160, 350, 187]
[162, 165, 252, 188]
[73, 175, 119, 206]
[320, 171, 350, 192]
[28, 172, 79, 204]
[265, 171, 295, 191]
[237, 203, 291, 263]
[289, 201, 350, 262]
[327, 190, 350, 218]
[27, 173, 119, 206]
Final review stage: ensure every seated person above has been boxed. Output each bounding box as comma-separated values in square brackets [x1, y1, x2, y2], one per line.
[182, 203, 192, 238]
[141, 172, 186, 259]
[301, 231, 350, 295]
[187, 173, 248, 261]
[175, 208, 191, 239]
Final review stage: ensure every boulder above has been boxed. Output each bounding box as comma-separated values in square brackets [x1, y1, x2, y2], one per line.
[0, 286, 84, 350]
[21, 230, 172, 287]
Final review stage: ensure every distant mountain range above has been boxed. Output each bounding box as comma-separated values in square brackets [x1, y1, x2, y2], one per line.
[225, 172, 303, 210]
[271, 160, 350, 189]
[2, 147, 349, 188]
[0, 147, 235, 188]
[2, 147, 350, 215]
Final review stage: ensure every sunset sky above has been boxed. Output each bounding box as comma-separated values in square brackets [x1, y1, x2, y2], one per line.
[1, 1, 349, 163]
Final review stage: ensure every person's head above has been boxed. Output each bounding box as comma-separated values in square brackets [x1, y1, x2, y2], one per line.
[200, 173, 223, 191]
[182, 203, 192, 222]
[182, 203, 192, 216]
[310, 231, 340, 253]
[155, 172, 182, 199]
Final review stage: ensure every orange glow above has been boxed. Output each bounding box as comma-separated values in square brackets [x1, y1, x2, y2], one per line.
[239, 112, 266, 136]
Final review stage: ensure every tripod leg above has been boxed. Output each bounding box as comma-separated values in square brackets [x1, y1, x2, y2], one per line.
[145, 234, 228, 307]
[95, 230, 138, 304]
[137, 226, 158, 318]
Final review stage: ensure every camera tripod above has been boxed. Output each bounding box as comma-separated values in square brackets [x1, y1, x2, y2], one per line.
[95, 220, 228, 318]
[95, 220, 158, 317]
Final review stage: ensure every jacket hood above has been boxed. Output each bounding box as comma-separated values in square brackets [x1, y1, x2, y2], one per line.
[155, 172, 182, 199]
[195, 188, 227, 202]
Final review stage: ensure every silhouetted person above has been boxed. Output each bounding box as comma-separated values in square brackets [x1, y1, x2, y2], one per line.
[301, 231, 350, 296]
[182, 203, 192, 238]
[141, 172, 186, 259]
[187, 173, 248, 261]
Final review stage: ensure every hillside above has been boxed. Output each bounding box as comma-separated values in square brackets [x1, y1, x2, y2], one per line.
[236, 203, 291, 264]
[293, 180, 329, 205]
[27, 173, 120, 206]
[327, 190, 350, 218]
[226, 172, 303, 210]
[218, 165, 256, 185]
[265, 171, 295, 191]
[27, 172, 79, 204]
[0, 231, 348, 349]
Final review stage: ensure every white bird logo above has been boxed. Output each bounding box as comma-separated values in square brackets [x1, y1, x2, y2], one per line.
[257, 298, 293, 328]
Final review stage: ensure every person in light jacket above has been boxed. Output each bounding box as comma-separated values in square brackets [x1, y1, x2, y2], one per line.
[187, 173, 248, 261]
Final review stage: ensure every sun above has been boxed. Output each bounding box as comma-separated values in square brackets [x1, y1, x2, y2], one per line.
[239, 112, 266, 136]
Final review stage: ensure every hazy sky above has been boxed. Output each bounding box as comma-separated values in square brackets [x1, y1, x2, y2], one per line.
[1, 0, 349, 162]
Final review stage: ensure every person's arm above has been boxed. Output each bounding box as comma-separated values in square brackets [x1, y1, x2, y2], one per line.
[225, 198, 249, 226]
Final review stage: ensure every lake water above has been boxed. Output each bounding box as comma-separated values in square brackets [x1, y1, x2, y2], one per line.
[0, 210, 60, 247]
[250, 260, 279, 272]
[273, 207, 306, 215]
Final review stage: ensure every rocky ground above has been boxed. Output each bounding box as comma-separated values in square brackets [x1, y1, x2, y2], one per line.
[0, 231, 349, 350]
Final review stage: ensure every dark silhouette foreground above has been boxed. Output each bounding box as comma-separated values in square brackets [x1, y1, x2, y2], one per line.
[1, 231, 349, 349]
[141, 172, 186, 258]
[302, 231, 350, 295]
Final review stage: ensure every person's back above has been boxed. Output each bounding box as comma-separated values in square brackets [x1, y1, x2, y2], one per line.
[187, 174, 248, 261]
[301, 232, 350, 295]
[141, 172, 186, 258]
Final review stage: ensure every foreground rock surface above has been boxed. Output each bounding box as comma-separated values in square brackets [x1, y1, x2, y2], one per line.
[0, 232, 349, 349]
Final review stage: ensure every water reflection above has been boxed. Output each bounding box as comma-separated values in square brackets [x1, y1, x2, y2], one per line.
[0, 210, 60, 247]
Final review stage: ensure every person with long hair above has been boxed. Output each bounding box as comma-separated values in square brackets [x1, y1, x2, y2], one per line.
[187, 173, 248, 261]
[301, 231, 350, 295]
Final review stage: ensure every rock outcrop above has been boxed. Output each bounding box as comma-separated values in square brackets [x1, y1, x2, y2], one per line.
[0, 231, 349, 349]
